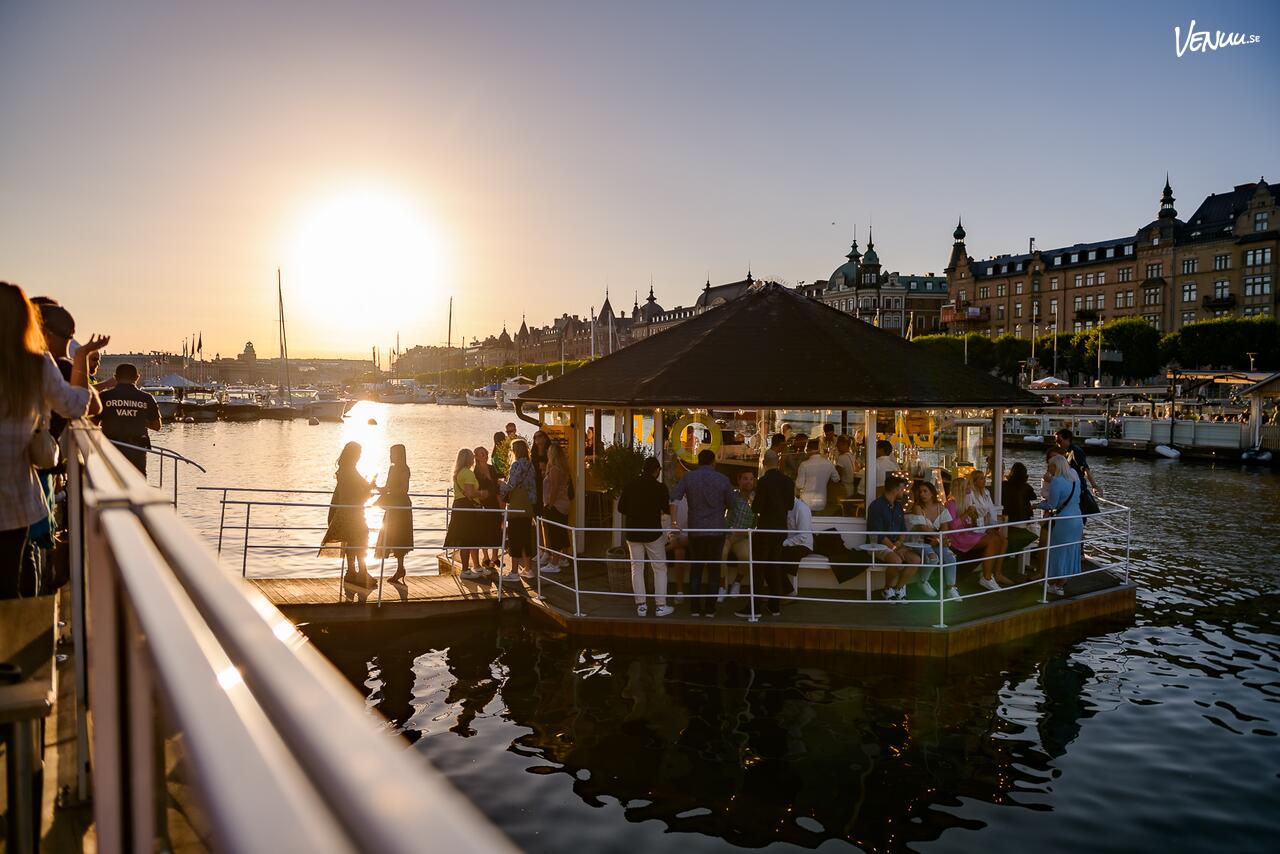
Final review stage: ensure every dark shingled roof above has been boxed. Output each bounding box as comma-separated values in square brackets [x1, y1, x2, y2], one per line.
[520, 284, 1039, 408]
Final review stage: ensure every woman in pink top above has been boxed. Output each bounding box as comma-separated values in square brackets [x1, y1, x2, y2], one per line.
[945, 470, 1012, 591]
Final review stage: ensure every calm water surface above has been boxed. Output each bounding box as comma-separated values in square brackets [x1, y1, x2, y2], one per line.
[165, 404, 1279, 851]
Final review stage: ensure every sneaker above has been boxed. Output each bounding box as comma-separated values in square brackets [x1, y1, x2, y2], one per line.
[977, 576, 1001, 592]
[459, 569, 484, 581]
[558, 559, 571, 570]
[503, 571, 521, 582]
[716, 586, 727, 604]
[946, 586, 961, 601]
[881, 587, 897, 601]
[896, 586, 909, 601]
[636, 604, 648, 617]
[918, 580, 937, 599]
[704, 609, 716, 619]
[729, 581, 741, 597]
[539, 563, 560, 574]
[734, 608, 758, 619]
[655, 605, 674, 617]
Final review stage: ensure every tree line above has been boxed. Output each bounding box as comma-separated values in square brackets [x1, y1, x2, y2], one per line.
[408, 360, 590, 389]
[913, 315, 1278, 383]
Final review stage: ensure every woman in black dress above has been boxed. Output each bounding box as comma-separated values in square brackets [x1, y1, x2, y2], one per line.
[319, 441, 375, 587]
[473, 445, 502, 573]
[375, 443, 414, 583]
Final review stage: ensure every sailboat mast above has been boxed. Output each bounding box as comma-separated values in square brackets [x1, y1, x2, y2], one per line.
[278, 269, 293, 402]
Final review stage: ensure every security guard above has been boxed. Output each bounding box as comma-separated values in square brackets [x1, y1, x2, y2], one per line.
[97, 363, 161, 474]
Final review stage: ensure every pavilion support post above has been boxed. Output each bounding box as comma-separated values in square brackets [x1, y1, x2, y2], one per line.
[654, 408, 665, 474]
[593, 407, 603, 454]
[574, 405, 586, 556]
[1250, 396, 1262, 448]
[992, 408, 1004, 505]
[863, 408, 877, 513]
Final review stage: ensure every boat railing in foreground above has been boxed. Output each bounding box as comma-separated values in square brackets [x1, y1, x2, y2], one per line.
[107, 439, 206, 508]
[534, 498, 1132, 629]
[63, 423, 512, 853]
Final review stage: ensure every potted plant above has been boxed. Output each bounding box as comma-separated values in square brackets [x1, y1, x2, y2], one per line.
[593, 442, 652, 592]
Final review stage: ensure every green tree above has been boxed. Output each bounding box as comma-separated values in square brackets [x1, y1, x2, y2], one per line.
[1175, 316, 1280, 369]
[1099, 316, 1164, 380]
[992, 334, 1031, 381]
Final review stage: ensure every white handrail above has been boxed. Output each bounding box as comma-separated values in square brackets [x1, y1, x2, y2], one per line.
[67, 422, 513, 853]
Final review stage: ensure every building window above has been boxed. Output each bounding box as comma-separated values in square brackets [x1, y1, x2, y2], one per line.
[1146, 263, 1163, 279]
[1244, 248, 1273, 267]
[1073, 296, 1083, 311]
[1084, 295, 1094, 310]
[1182, 310, 1197, 325]
[958, 289, 967, 302]
[1097, 272, 1106, 285]
[1053, 256, 1062, 266]
[1182, 283, 1197, 302]
[1086, 273, 1096, 287]
[1050, 277, 1059, 290]
[1106, 247, 1115, 258]
[1182, 258, 1199, 274]
[1243, 305, 1273, 316]
[1214, 309, 1230, 318]
[1015, 324, 1023, 337]
[1097, 293, 1107, 310]
[1049, 298, 1058, 316]
[997, 305, 1005, 320]
[1015, 281, 1024, 295]
[1123, 245, 1133, 255]
[1074, 274, 1083, 288]
[1256, 211, 1271, 232]
[978, 286, 989, 299]
[1244, 275, 1272, 296]
[1016, 262, 1024, 272]
[1215, 280, 1230, 299]
[996, 284, 1007, 297]
[1073, 321, 1082, 333]
[1070, 253, 1079, 263]
[1125, 290, 1135, 308]
[1088, 250, 1097, 261]
[1143, 289, 1162, 306]
[1015, 302, 1023, 318]
[1153, 236, 1160, 246]
[1145, 314, 1162, 330]
[1119, 267, 1134, 283]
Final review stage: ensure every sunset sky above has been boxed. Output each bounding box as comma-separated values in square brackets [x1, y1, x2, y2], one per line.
[2, 0, 1277, 358]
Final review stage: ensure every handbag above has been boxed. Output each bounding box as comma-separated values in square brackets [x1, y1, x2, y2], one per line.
[506, 485, 533, 517]
[28, 412, 59, 469]
[1078, 484, 1100, 516]
[1045, 481, 1077, 518]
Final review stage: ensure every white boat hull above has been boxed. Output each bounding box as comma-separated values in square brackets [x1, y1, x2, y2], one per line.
[466, 394, 498, 408]
[306, 400, 347, 422]
[1155, 444, 1181, 459]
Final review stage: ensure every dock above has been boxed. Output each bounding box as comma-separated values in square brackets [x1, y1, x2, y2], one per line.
[249, 571, 523, 623]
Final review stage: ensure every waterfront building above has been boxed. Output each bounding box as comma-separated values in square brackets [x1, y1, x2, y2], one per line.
[943, 177, 1279, 338]
[806, 230, 949, 336]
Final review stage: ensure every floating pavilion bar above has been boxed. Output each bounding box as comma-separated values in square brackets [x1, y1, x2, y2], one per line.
[512, 283, 1136, 657]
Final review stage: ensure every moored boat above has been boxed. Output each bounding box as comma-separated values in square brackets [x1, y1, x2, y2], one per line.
[180, 390, 220, 422]
[220, 388, 263, 421]
[466, 386, 499, 408]
[142, 385, 180, 420]
[306, 390, 348, 422]
[436, 392, 468, 406]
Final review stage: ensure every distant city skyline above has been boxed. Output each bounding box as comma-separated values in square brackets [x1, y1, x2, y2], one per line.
[2, 0, 1276, 358]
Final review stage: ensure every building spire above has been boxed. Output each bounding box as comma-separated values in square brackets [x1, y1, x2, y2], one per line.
[1159, 174, 1177, 219]
[953, 216, 966, 242]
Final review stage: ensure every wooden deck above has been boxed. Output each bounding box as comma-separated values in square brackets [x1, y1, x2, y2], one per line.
[249, 570, 524, 622]
[247, 554, 1137, 658]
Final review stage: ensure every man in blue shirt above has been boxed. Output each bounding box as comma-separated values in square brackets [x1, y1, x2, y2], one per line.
[670, 449, 735, 617]
[866, 474, 920, 600]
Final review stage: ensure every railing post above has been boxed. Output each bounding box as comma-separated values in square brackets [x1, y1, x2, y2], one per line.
[1124, 507, 1132, 583]
[172, 455, 180, 508]
[534, 511, 542, 599]
[496, 509, 507, 603]
[747, 529, 757, 623]
[241, 504, 252, 578]
[571, 520, 582, 617]
[934, 539, 947, 629]
[1041, 518, 1052, 603]
[216, 488, 227, 555]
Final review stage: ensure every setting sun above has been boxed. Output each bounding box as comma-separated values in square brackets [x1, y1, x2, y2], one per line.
[287, 187, 447, 348]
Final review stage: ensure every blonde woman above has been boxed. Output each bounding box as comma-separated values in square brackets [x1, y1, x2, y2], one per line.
[540, 441, 572, 572]
[1037, 454, 1083, 596]
[1, 283, 106, 597]
[444, 448, 485, 580]
[946, 469, 1011, 591]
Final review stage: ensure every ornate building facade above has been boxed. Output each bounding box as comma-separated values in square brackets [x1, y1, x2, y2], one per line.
[806, 230, 949, 336]
[943, 177, 1278, 338]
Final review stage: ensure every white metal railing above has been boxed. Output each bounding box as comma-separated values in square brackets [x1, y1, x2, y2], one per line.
[63, 423, 513, 852]
[531, 498, 1131, 629]
[200, 486, 524, 605]
[108, 439, 205, 507]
